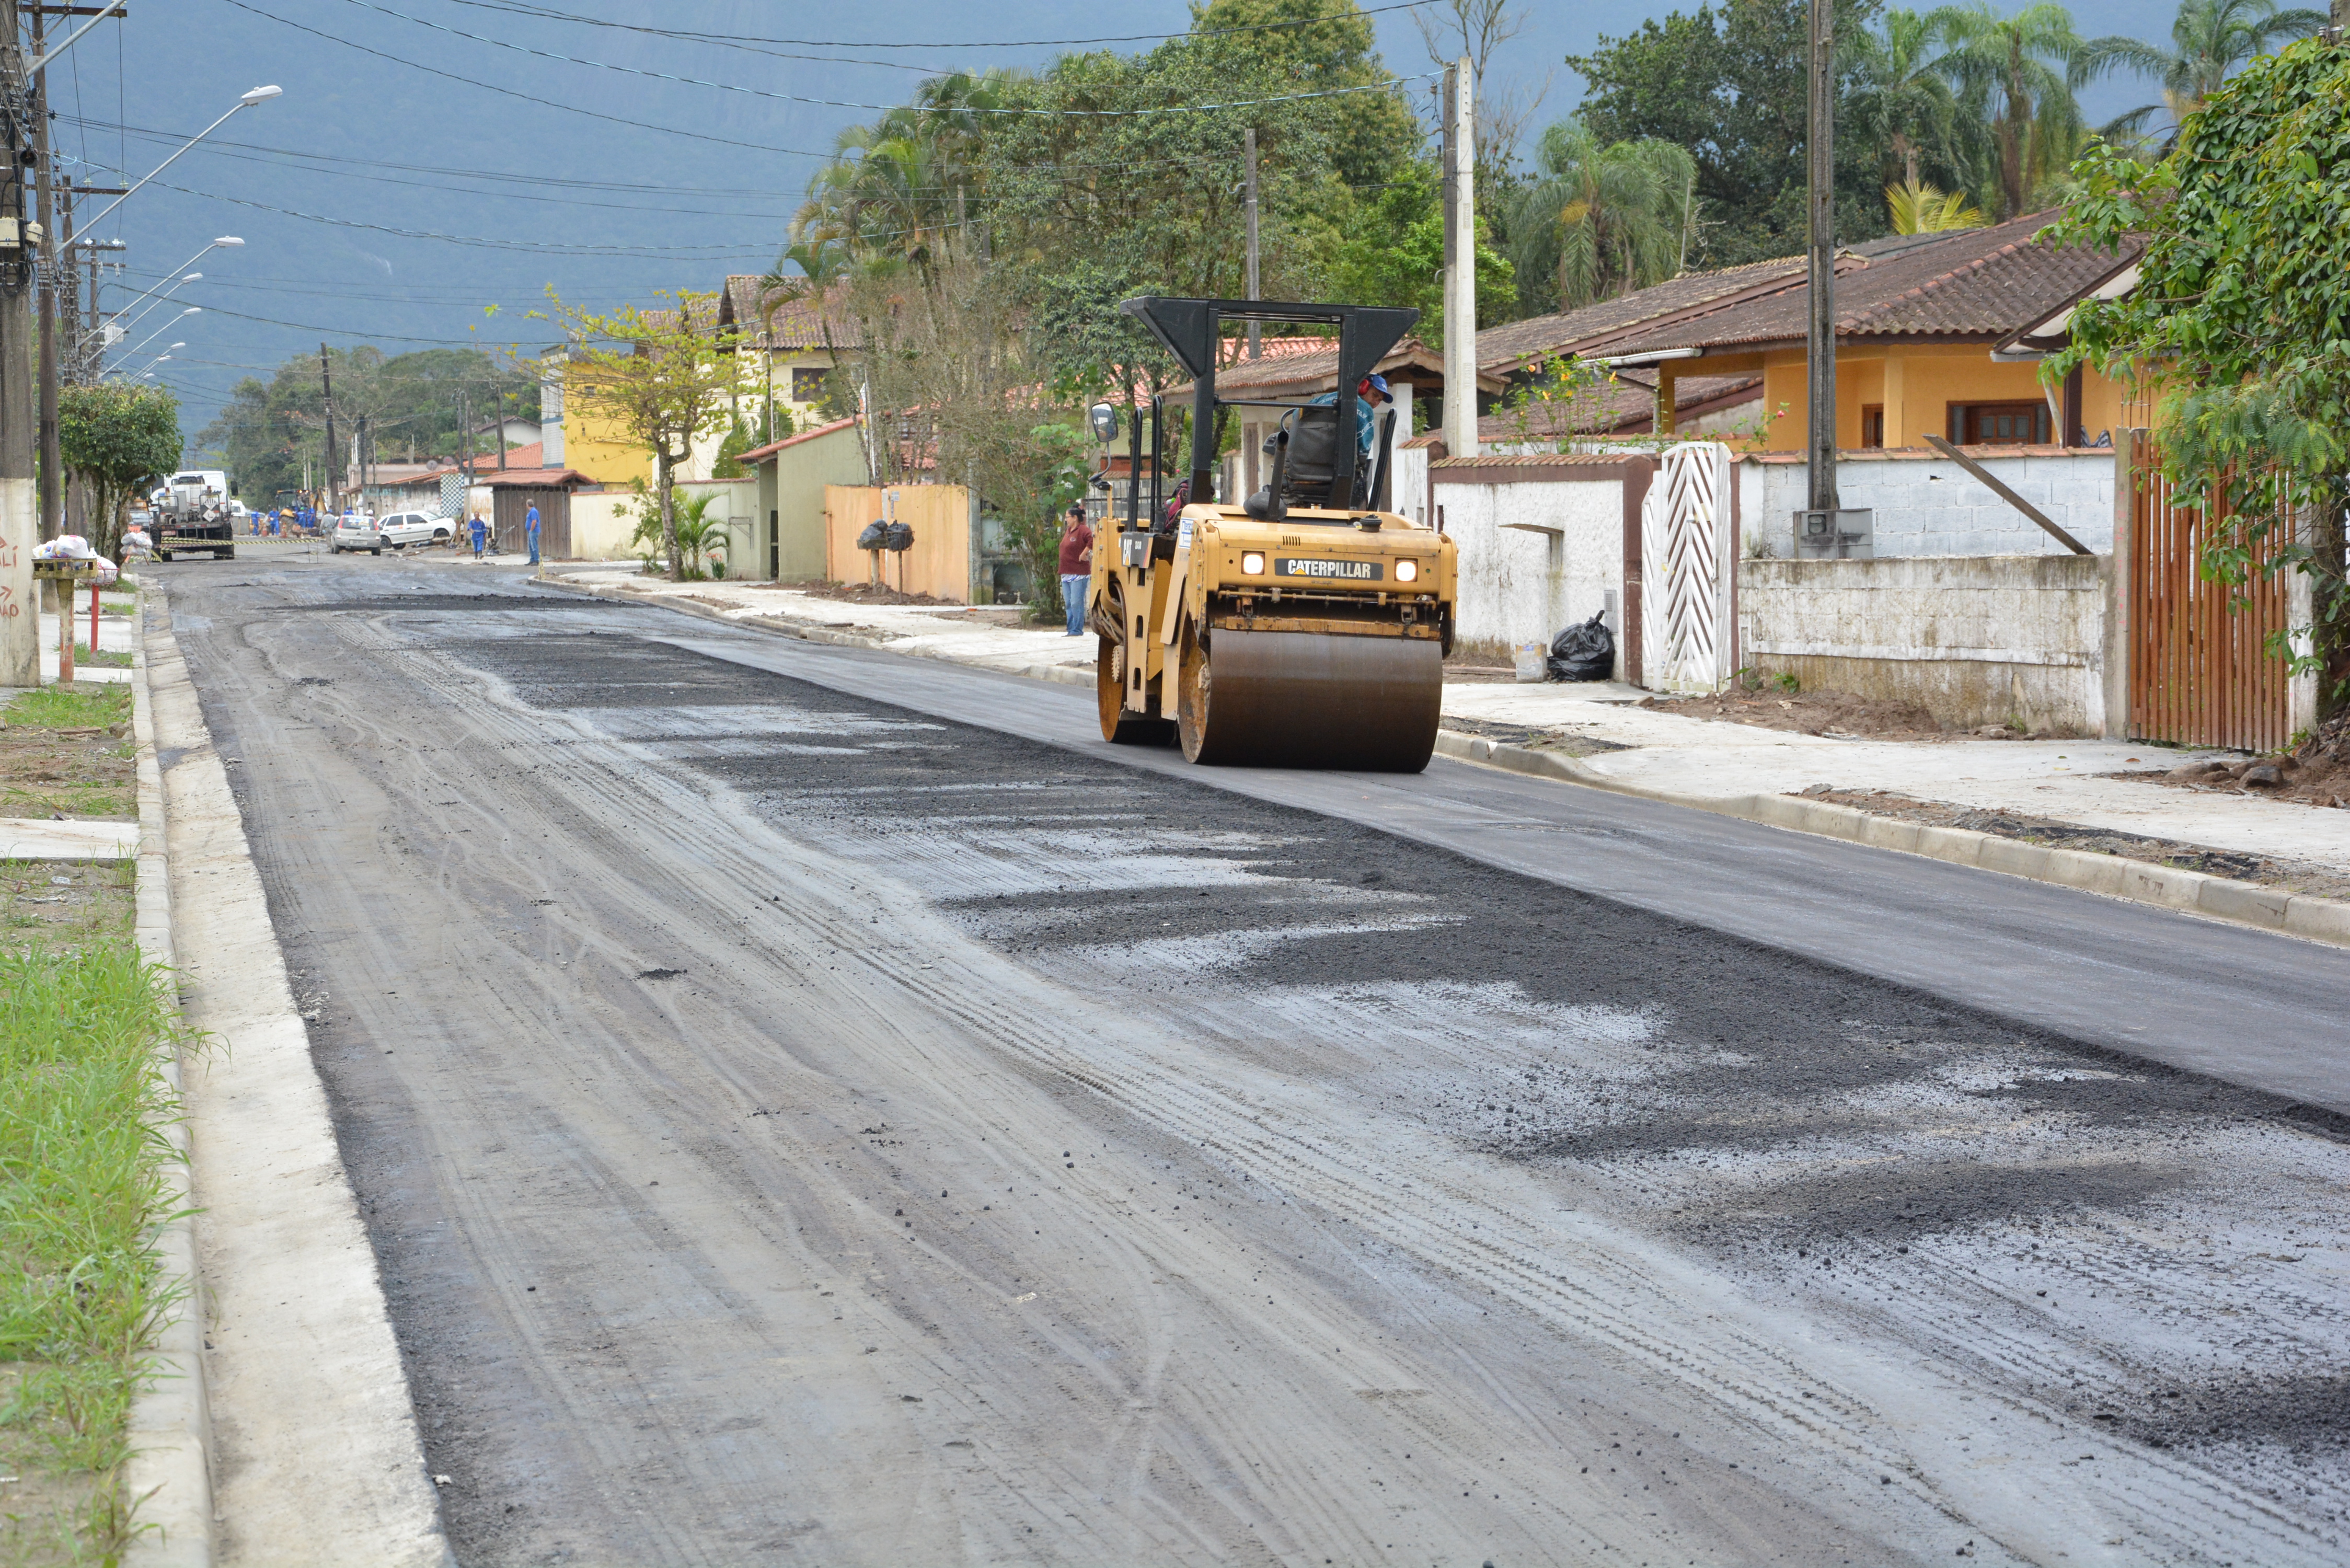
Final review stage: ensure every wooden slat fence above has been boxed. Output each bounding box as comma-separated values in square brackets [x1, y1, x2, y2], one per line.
[2127, 431, 2293, 752]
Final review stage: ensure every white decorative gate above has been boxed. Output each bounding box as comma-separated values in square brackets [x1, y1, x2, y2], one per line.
[1639, 441, 1735, 693]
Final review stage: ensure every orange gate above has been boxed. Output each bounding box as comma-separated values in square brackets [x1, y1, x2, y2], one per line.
[2127, 431, 2294, 752]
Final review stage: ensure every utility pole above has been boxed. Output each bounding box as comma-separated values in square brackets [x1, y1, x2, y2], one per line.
[2, 0, 41, 686]
[1440, 57, 1479, 458]
[319, 343, 339, 516]
[1805, 0, 1838, 520]
[31, 2, 58, 542]
[1243, 128, 1261, 361]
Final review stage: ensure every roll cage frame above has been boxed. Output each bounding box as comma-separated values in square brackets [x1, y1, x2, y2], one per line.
[1118, 296, 1419, 531]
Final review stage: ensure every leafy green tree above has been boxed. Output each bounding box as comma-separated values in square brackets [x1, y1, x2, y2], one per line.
[712, 412, 754, 478]
[1850, 8, 1970, 190]
[2042, 33, 2350, 713]
[1319, 160, 1515, 336]
[59, 383, 181, 562]
[1885, 179, 1987, 230]
[539, 290, 739, 580]
[1565, 0, 1890, 264]
[1926, 2, 2134, 219]
[2096, 0, 2325, 147]
[1508, 121, 1697, 314]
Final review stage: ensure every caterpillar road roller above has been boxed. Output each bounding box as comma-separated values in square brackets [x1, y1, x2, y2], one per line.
[1088, 296, 1457, 771]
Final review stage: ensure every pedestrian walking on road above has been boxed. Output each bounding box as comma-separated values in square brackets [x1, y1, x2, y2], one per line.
[525, 502, 541, 567]
[1058, 503, 1093, 637]
[468, 513, 488, 559]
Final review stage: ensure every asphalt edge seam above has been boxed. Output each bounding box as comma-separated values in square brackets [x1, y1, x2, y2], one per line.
[1432, 731, 2350, 949]
[124, 588, 215, 1567]
[536, 572, 2350, 948]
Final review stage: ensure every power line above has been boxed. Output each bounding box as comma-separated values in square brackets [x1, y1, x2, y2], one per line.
[50, 138, 801, 221]
[444, 0, 1437, 51]
[213, 0, 842, 157]
[141, 177, 781, 255]
[176, 301, 563, 348]
[329, 0, 1436, 118]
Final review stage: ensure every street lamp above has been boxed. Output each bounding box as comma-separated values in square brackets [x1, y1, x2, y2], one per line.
[119, 307, 198, 366]
[114, 273, 203, 343]
[134, 343, 186, 376]
[76, 89, 282, 237]
[106, 235, 242, 336]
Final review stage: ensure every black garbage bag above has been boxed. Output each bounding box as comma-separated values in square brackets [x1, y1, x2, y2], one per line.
[1547, 612, 1615, 682]
[880, 520, 914, 552]
[856, 520, 888, 550]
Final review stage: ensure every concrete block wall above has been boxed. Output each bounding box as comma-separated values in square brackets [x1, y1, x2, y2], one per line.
[1742, 449, 2119, 559]
[1738, 554, 2112, 733]
[1432, 472, 1623, 658]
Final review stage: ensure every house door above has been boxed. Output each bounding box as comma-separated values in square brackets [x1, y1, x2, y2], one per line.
[1639, 442, 1735, 693]
[2126, 431, 2295, 751]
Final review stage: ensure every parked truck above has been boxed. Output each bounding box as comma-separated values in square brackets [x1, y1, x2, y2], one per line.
[152, 469, 236, 560]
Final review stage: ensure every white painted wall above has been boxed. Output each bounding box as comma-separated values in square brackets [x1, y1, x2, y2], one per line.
[1392, 444, 1430, 526]
[1741, 449, 2119, 558]
[1738, 554, 2111, 733]
[1433, 476, 1621, 656]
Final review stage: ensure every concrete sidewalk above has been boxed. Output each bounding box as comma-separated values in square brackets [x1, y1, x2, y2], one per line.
[523, 563, 2350, 880]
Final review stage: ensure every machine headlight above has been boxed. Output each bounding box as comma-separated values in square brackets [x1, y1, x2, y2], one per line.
[1240, 551, 1266, 575]
[1396, 558, 1420, 583]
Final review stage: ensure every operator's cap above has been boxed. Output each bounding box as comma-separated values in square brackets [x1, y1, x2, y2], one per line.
[1362, 373, 1391, 396]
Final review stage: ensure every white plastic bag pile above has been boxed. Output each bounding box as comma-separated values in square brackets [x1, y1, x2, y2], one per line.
[31, 534, 122, 586]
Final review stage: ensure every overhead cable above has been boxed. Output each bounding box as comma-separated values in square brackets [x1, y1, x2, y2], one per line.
[443, 0, 1436, 51]
[327, 0, 1435, 117]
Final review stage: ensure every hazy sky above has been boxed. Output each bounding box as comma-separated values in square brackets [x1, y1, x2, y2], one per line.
[63, 0, 2174, 443]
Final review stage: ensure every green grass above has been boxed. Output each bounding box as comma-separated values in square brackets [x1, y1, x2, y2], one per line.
[0, 688, 135, 824]
[0, 895, 188, 1564]
[1, 688, 129, 733]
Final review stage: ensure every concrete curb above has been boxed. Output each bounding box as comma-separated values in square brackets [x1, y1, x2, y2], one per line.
[1432, 730, 2350, 949]
[139, 585, 455, 1567]
[532, 573, 2350, 949]
[124, 589, 216, 1567]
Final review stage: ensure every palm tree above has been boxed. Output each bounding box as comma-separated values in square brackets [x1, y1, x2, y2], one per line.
[2094, 0, 2325, 146]
[1853, 9, 1969, 191]
[1927, 2, 2135, 219]
[1509, 120, 1698, 314]
[1886, 180, 1988, 233]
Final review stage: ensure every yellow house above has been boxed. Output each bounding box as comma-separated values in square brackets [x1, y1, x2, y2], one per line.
[543, 279, 858, 491]
[716, 275, 858, 434]
[1592, 213, 2149, 451]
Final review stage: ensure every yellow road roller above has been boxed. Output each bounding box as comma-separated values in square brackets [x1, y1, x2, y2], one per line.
[1088, 296, 1457, 771]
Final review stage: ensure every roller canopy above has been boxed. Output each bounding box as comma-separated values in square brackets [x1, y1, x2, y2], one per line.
[1118, 296, 1421, 509]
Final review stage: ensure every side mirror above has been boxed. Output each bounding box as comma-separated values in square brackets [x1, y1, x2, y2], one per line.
[1089, 402, 1119, 443]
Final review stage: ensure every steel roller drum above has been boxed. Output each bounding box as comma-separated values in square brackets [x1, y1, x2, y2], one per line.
[1181, 629, 1443, 771]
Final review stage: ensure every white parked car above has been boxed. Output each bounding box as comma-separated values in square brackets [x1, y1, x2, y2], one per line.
[376, 511, 455, 549]
[330, 514, 383, 554]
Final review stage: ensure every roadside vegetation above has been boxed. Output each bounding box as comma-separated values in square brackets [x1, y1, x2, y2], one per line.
[0, 855, 186, 1565]
[0, 687, 135, 823]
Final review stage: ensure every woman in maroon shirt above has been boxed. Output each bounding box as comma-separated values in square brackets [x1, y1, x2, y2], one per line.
[1058, 504, 1093, 636]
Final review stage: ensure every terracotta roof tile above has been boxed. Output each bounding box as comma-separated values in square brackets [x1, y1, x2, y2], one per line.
[1600, 213, 2145, 356]
[1474, 257, 1807, 371]
[718, 275, 863, 350]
